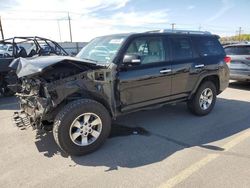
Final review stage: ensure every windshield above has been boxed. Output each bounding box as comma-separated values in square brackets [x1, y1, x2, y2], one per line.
[76, 35, 127, 63]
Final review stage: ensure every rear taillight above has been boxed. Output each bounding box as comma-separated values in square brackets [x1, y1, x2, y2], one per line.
[224, 56, 231, 64]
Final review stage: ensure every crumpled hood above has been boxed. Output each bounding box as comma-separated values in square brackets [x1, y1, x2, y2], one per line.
[9, 55, 104, 78]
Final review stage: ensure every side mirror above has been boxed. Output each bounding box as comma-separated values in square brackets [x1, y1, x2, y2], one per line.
[123, 54, 141, 65]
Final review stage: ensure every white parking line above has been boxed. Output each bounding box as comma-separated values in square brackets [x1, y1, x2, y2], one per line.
[159, 129, 250, 188]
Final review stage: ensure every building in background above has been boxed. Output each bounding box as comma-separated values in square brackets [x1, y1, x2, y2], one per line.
[58, 42, 87, 56]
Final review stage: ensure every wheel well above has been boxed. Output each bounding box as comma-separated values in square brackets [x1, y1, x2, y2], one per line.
[58, 92, 114, 118]
[89, 95, 114, 117]
[200, 75, 220, 94]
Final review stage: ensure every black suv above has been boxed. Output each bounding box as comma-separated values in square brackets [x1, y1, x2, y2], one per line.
[12, 30, 229, 156]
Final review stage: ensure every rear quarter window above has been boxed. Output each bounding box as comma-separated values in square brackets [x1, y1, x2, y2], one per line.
[194, 37, 224, 56]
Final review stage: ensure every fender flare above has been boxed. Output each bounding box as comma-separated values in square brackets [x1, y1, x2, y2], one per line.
[188, 72, 219, 99]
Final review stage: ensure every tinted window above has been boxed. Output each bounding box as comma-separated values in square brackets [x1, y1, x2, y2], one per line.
[194, 37, 224, 56]
[225, 46, 250, 55]
[125, 37, 166, 64]
[171, 38, 193, 60]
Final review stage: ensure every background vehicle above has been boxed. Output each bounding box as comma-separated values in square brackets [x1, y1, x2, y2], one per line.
[0, 36, 68, 96]
[224, 43, 250, 81]
[0, 44, 20, 57]
[13, 30, 229, 156]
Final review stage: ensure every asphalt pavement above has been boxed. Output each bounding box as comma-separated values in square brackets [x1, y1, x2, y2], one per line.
[0, 81, 250, 188]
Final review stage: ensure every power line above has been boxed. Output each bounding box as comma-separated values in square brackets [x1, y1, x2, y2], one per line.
[1, 8, 97, 19]
[3, 17, 68, 21]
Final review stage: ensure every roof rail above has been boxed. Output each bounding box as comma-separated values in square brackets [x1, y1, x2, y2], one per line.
[146, 29, 211, 35]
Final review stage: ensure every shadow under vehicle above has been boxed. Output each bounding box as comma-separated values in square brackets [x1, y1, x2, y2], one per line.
[0, 36, 68, 96]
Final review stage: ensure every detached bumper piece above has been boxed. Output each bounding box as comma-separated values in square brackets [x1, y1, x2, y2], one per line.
[13, 111, 31, 129]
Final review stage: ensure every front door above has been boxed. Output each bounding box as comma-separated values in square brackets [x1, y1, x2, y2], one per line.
[117, 36, 172, 111]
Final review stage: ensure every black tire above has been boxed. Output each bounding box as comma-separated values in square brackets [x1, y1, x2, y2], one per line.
[53, 99, 111, 156]
[187, 81, 217, 116]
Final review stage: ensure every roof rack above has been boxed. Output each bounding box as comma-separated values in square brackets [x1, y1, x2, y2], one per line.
[146, 29, 211, 35]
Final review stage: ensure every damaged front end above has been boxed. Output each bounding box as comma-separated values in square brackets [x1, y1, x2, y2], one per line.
[14, 77, 52, 128]
[11, 56, 114, 130]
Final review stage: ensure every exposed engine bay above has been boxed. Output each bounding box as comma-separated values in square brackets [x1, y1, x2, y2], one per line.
[12, 56, 114, 129]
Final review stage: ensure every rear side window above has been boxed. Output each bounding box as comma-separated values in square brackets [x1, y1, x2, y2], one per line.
[171, 38, 193, 61]
[194, 37, 224, 56]
[225, 46, 250, 55]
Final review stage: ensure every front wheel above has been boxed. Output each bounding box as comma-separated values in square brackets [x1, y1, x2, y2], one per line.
[53, 99, 111, 156]
[187, 81, 217, 116]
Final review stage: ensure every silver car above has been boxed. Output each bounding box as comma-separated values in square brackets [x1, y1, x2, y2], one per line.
[224, 43, 250, 81]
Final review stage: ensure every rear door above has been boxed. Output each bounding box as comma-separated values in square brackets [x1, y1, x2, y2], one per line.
[117, 36, 172, 111]
[170, 36, 197, 98]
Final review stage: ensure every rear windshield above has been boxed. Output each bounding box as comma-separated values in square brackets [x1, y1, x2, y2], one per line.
[224, 46, 250, 55]
[193, 36, 225, 56]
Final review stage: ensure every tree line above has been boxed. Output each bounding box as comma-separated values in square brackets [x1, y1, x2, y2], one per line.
[220, 34, 250, 43]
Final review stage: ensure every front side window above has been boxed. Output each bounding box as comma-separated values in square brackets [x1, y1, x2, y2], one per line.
[125, 37, 166, 64]
[171, 38, 193, 61]
[77, 35, 127, 63]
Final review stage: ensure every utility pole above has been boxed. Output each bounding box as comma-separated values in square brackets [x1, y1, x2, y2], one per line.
[198, 25, 202, 31]
[0, 16, 4, 40]
[68, 12, 72, 42]
[171, 23, 176, 31]
[57, 20, 62, 42]
[238, 27, 242, 41]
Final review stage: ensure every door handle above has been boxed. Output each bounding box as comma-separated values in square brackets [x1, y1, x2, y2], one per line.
[195, 64, 205, 68]
[160, 69, 171, 74]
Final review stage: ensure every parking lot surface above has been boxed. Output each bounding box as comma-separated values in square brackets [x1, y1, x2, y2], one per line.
[0, 82, 250, 188]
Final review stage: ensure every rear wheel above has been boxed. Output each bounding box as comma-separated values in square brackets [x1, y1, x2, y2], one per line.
[187, 81, 217, 116]
[53, 99, 111, 156]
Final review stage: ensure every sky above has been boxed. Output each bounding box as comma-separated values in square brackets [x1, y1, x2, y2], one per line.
[0, 0, 250, 42]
